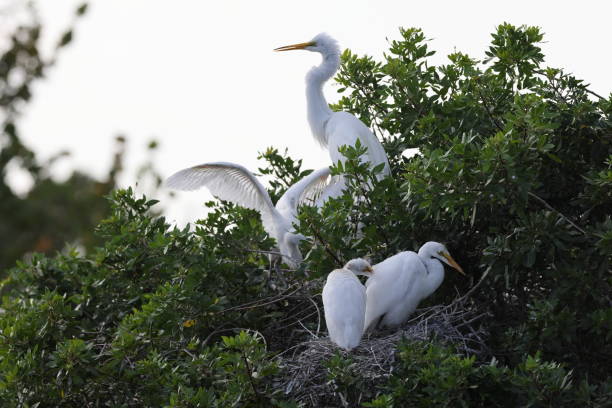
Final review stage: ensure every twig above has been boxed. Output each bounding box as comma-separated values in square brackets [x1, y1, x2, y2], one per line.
[273, 311, 319, 332]
[455, 312, 488, 329]
[182, 348, 196, 359]
[214, 284, 303, 315]
[585, 88, 606, 100]
[307, 221, 344, 266]
[527, 192, 587, 235]
[297, 319, 316, 338]
[202, 327, 268, 349]
[474, 78, 505, 132]
[535, 68, 607, 101]
[406, 265, 491, 325]
[243, 248, 285, 256]
[242, 351, 262, 402]
[451, 265, 491, 305]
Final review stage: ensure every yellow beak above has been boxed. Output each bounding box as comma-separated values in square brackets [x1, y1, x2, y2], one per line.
[274, 41, 315, 52]
[365, 266, 374, 273]
[442, 253, 465, 275]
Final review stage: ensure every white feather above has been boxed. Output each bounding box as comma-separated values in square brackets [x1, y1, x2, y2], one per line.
[165, 162, 278, 236]
[276, 32, 391, 201]
[364, 242, 464, 332]
[166, 162, 335, 268]
[275, 167, 331, 222]
[297, 167, 332, 207]
[323, 267, 367, 350]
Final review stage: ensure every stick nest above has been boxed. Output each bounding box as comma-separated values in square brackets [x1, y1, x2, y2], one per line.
[274, 299, 489, 407]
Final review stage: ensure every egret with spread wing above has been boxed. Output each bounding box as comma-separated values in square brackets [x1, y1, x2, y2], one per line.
[275, 33, 390, 196]
[166, 162, 331, 268]
[323, 258, 373, 350]
[364, 242, 465, 332]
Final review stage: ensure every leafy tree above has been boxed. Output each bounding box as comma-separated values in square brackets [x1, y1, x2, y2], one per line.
[0, 22, 610, 407]
[307, 24, 611, 380]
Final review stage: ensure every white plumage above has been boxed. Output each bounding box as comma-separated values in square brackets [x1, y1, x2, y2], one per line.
[364, 242, 465, 332]
[322, 258, 373, 350]
[275, 33, 390, 196]
[166, 162, 332, 268]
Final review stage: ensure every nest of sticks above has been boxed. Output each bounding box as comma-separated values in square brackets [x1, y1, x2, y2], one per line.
[214, 263, 492, 406]
[273, 272, 491, 407]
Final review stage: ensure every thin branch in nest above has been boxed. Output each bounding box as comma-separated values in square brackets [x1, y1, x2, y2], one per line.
[306, 294, 322, 337]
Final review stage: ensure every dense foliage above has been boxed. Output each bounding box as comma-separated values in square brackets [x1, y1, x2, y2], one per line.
[325, 25, 611, 381]
[1, 22, 610, 406]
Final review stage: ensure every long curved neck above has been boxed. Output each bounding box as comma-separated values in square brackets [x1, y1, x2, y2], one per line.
[306, 53, 339, 147]
[418, 254, 445, 300]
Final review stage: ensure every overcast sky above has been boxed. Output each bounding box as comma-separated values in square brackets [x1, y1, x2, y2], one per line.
[16, 0, 612, 224]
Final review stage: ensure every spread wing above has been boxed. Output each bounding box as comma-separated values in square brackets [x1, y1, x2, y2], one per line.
[297, 167, 332, 207]
[275, 167, 332, 222]
[313, 174, 345, 206]
[165, 161, 279, 235]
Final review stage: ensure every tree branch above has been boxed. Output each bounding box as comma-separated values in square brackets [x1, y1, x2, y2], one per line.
[307, 221, 343, 267]
[527, 192, 587, 235]
[242, 351, 262, 402]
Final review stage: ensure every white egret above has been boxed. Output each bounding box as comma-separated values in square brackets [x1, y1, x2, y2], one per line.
[364, 242, 465, 332]
[166, 162, 331, 268]
[322, 258, 373, 350]
[275, 33, 391, 192]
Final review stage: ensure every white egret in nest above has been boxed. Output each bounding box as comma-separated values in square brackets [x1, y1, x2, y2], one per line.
[364, 242, 465, 332]
[322, 258, 374, 350]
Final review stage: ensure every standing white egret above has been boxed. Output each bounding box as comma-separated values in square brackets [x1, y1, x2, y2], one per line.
[322, 258, 373, 350]
[363, 242, 465, 332]
[275, 33, 391, 192]
[166, 162, 331, 268]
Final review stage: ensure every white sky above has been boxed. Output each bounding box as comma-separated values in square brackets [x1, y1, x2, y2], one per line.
[15, 0, 612, 225]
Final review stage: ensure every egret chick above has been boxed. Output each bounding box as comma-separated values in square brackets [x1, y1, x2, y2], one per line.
[364, 242, 464, 332]
[322, 258, 373, 350]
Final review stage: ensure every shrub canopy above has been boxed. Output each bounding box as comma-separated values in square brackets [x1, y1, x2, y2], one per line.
[1, 23, 611, 407]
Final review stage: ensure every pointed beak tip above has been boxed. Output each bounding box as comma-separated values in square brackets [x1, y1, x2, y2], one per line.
[443, 253, 465, 276]
[274, 46, 295, 52]
[273, 41, 314, 53]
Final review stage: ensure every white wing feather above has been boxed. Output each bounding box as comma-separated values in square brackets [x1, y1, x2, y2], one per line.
[165, 162, 279, 235]
[314, 175, 344, 206]
[297, 167, 332, 207]
[275, 167, 331, 222]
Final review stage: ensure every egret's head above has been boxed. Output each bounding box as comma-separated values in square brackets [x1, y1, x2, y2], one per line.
[344, 258, 373, 276]
[274, 33, 340, 56]
[421, 241, 465, 275]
